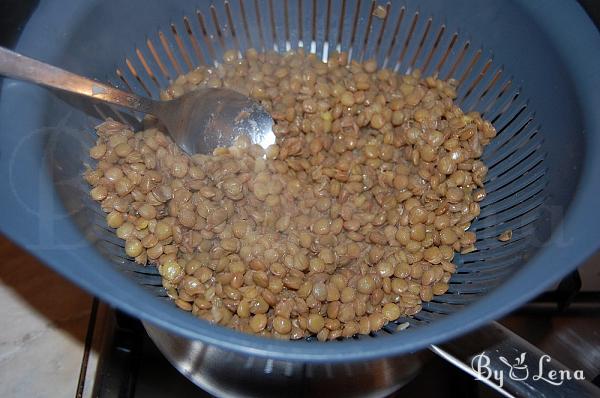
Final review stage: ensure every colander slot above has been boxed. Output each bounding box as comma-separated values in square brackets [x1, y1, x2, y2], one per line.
[354, 0, 376, 62]
[456, 49, 483, 89]
[379, 320, 409, 333]
[208, 5, 227, 53]
[102, 251, 139, 267]
[158, 31, 185, 75]
[457, 237, 530, 262]
[476, 193, 545, 232]
[461, 242, 532, 263]
[495, 143, 546, 183]
[284, 0, 300, 51]
[485, 86, 520, 124]
[352, 333, 373, 341]
[484, 154, 545, 200]
[97, 239, 125, 255]
[323, 0, 340, 53]
[393, 10, 419, 71]
[382, 5, 414, 69]
[126, 272, 163, 286]
[479, 178, 546, 218]
[447, 279, 498, 294]
[415, 27, 441, 75]
[204, 4, 230, 61]
[124, 58, 153, 97]
[343, 0, 364, 59]
[106, 106, 135, 126]
[144, 38, 172, 81]
[454, 267, 522, 288]
[380, 4, 406, 69]
[465, 67, 504, 112]
[87, 209, 115, 227]
[88, 103, 134, 126]
[486, 138, 544, 188]
[91, 104, 109, 121]
[126, 268, 161, 280]
[480, 205, 543, 241]
[314, 0, 330, 58]
[459, 59, 493, 109]
[364, 2, 391, 64]
[402, 316, 425, 327]
[471, 241, 532, 265]
[133, 48, 163, 94]
[482, 191, 547, 232]
[102, 254, 133, 271]
[412, 309, 444, 322]
[80, 201, 106, 226]
[169, 23, 195, 72]
[119, 263, 164, 291]
[92, 226, 124, 247]
[115, 69, 136, 96]
[485, 104, 531, 153]
[105, 68, 145, 120]
[269, 0, 287, 52]
[458, 245, 529, 272]
[405, 17, 434, 71]
[456, 52, 488, 99]
[299, 0, 315, 51]
[432, 293, 478, 305]
[105, 253, 130, 266]
[489, 159, 547, 204]
[126, 265, 160, 276]
[450, 267, 514, 283]
[440, 40, 470, 81]
[223, 1, 247, 51]
[225, 1, 251, 52]
[117, 259, 157, 275]
[378, 324, 397, 334]
[483, 118, 537, 169]
[473, 205, 542, 241]
[431, 31, 459, 76]
[210, 3, 237, 53]
[195, 10, 220, 64]
[360, 1, 379, 61]
[263, 0, 280, 51]
[237, 0, 263, 51]
[451, 265, 515, 283]
[369, 329, 390, 338]
[421, 302, 460, 315]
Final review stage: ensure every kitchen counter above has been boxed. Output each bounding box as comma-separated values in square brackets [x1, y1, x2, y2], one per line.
[0, 236, 93, 398]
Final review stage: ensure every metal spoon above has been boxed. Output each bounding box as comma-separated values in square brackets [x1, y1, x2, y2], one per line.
[0, 46, 274, 154]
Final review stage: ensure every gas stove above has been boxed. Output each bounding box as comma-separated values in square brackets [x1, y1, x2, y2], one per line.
[76, 253, 600, 398]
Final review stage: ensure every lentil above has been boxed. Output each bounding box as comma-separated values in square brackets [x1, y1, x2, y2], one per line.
[498, 229, 513, 242]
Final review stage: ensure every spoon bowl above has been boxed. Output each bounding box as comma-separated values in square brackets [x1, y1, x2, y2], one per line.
[0, 46, 274, 155]
[159, 88, 275, 154]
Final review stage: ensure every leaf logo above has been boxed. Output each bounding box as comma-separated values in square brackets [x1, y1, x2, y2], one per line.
[499, 353, 529, 381]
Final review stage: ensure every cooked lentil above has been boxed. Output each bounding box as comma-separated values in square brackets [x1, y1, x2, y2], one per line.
[373, 5, 388, 19]
[85, 48, 495, 340]
[498, 229, 513, 242]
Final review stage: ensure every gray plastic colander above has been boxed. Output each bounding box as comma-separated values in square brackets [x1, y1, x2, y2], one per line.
[0, 0, 599, 365]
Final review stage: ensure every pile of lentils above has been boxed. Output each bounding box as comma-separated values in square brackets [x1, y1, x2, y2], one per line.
[85, 48, 495, 341]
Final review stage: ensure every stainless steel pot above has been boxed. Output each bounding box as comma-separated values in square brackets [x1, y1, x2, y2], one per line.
[144, 322, 425, 398]
[145, 321, 600, 397]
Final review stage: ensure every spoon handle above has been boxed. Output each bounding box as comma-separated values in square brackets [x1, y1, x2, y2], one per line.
[0, 46, 156, 114]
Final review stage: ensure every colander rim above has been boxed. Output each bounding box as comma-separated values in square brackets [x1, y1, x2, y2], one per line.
[1, 0, 600, 362]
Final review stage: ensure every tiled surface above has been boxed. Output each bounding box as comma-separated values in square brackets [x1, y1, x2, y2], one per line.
[0, 236, 93, 398]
